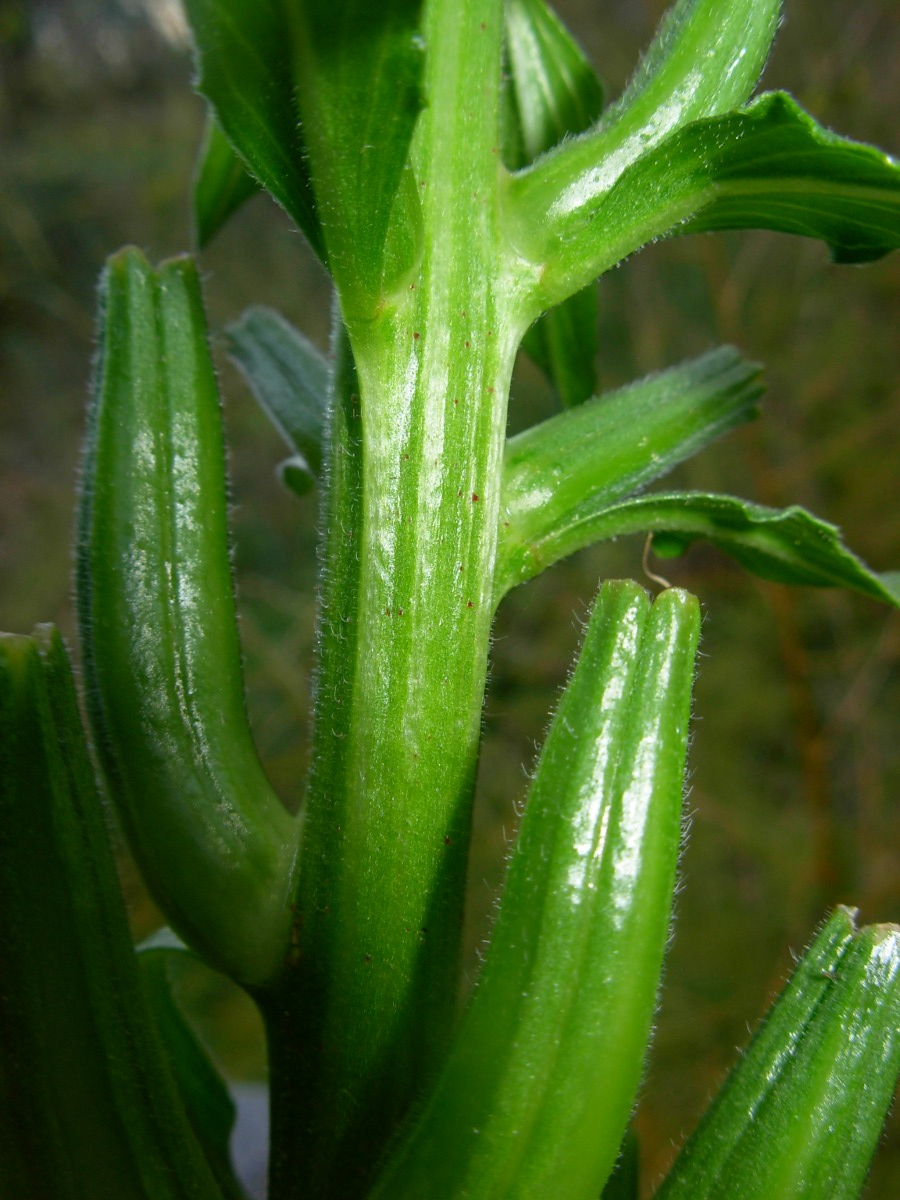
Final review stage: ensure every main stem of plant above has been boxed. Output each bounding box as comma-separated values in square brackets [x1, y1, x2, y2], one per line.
[262, 3, 536, 1196]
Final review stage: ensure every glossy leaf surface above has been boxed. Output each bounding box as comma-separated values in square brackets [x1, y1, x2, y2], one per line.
[183, 0, 324, 260]
[289, 0, 424, 311]
[78, 247, 299, 988]
[0, 628, 223, 1199]
[371, 582, 699, 1200]
[657, 908, 900, 1199]
[193, 114, 260, 249]
[496, 347, 762, 599]
[227, 305, 329, 495]
[508, 0, 782, 308]
[519, 91, 900, 309]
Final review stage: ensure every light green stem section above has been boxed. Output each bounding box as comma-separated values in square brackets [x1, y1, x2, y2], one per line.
[265, 3, 534, 1196]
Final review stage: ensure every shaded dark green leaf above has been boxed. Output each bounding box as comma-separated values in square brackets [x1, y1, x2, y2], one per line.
[183, 0, 324, 259]
[138, 933, 246, 1200]
[0, 629, 223, 1198]
[226, 305, 329, 488]
[291, 0, 425, 311]
[193, 115, 260, 250]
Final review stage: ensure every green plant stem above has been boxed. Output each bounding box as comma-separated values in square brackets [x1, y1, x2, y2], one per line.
[263, 3, 535, 1196]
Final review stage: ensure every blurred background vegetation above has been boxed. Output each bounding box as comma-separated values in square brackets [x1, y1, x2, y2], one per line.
[2, 0, 898, 1195]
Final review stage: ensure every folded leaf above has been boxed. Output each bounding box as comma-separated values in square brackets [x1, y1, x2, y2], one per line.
[289, 0, 425, 312]
[370, 582, 699, 1200]
[138, 932, 246, 1200]
[526, 92, 900, 308]
[193, 114, 260, 249]
[656, 907, 900, 1199]
[226, 305, 329, 495]
[496, 348, 762, 600]
[78, 247, 300, 988]
[183, 0, 325, 261]
[527, 490, 899, 608]
[0, 627, 224, 1199]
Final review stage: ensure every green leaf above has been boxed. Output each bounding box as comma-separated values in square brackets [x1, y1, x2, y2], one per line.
[0, 628, 224, 1199]
[550, 491, 899, 608]
[656, 907, 900, 1199]
[526, 92, 900, 309]
[505, 0, 604, 164]
[370, 582, 699, 1200]
[504, 0, 603, 406]
[193, 114, 260, 249]
[182, 0, 325, 260]
[226, 305, 329, 495]
[507, 0, 782, 309]
[601, 1130, 640, 1200]
[290, 0, 425, 312]
[78, 247, 300, 988]
[137, 934, 246, 1200]
[496, 347, 763, 599]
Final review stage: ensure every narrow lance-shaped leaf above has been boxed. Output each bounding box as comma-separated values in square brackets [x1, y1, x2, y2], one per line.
[78, 247, 300, 988]
[193, 114, 260, 250]
[226, 305, 329, 497]
[506, 0, 782, 311]
[656, 907, 900, 1200]
[504, 0, 604, 407]
[520, 92, 900, 310]
[182, 0, 325, 261]
[371, 582, 700, 1200]
[289, 0, 425, 313]
[137, 931, 246, 1200]
[0, 627, 224, 1199]
[512, 490, 900, 608]
[495, 347, 763, 601]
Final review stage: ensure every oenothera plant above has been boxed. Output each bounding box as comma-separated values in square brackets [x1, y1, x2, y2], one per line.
[2, 1, 900, 1197]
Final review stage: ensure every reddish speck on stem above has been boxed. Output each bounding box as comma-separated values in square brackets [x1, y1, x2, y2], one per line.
[472, 492, 479, 502]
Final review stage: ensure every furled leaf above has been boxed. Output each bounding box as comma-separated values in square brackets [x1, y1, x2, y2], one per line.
[289, 0, 425, 312]
[138, 932, 246, 1200]
[370, 583, 699, 1200]
[526, 92, 900, 309]
[226, 305, 329, 495]
[78, 247, 300, 988]
[504, 488, 900, 608]
[183, 0, 325, 260]
[656, 907, 900, 1199]
[495, 347, 762, 600]
[504, 0, 604, 406]
[0, 627, 224, 1199]
[193, 114, 260, 249]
